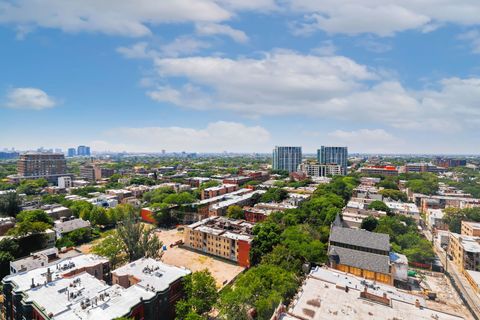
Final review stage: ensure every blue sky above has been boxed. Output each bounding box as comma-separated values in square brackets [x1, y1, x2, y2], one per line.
[1, 0, 480, 154]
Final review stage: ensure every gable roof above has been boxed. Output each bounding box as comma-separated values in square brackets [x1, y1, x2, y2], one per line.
[330, 245, 391, 274]
[329, 226, 390, 252]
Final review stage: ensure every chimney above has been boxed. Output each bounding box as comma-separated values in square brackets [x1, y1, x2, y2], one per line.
[31, 278, 35, 288]
[415, 299, 421, 308]
[46, 268, 52, 283]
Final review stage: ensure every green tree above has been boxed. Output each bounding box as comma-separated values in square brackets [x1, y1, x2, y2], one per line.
[443, 207, 480, 233]
[183, 313, 206, 320]
[368, 200, 391, 214]
[69, 201, 94, 219]
[91, 231, 126, 268]
[143, 187, 175, 203]
[361, 216, 378, 231]
[280, 225, 326, 265]
[405, 174, 438, 195]
[0, 192, 22, 217]
[218, 265, 298, 320]
[16, 209, 53, 225]
[41, 194, 66, 205]
[376, 179, 399, 190]
[107, 204, 135, 224]
[17, 179, 48, 195]
[378, 189, 408, 202]
[175, 270, 218, 319]
[199, 180, 221, 190]
[89, 206, 110, 226]
[260, 188, 288, 203]
[0, 237, 20, 276]
[261, 245, 303, 273]
[163, 192, 196, 205]
[226, 205, 244, 219]
[249, 221, 282, 266]
[116, 212, 163, 262]
[8, 209, 54, 237]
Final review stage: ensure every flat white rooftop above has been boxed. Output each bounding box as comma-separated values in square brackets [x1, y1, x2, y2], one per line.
[112, 258, 190, 293]
[282, 267, 463, 320]
[5, 254, 108, 292]
[26, 272, 154, 320]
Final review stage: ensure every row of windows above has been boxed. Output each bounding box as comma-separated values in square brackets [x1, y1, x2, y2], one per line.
[330, 241, 388, 256]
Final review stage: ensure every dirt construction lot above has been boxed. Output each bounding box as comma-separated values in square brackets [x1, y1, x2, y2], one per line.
[421, 271, 474, 320]
[155, 228, 245, 288]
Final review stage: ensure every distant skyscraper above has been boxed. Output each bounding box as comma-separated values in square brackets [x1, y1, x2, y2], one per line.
[77, 145, 91, 156]
[272, 146, 302, 173]
[67, 148, 76, 157]
[54, 148, 62, 154]
[317, 146, 348, 175]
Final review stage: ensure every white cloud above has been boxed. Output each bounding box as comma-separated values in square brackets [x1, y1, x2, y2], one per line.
[143, 50, 480, 132]
[116, 42, 153, 59]
[5, 87, 57, 110]
[195, 22, 249, 43]
[94, 121, 271, 152]
[152, 50, 376, 115]
[458, 29, 480, 54]
[0, 0, 231, 37]
[161, 36, 211, 57]
[3, 0, 480, 38]
[117, 37, 210, 59]
[356, 37, 392, 53]
[327, 129, 404, 153]
[216, 0, 278, 11]
[285, 1, 480, 36]
[311, 40, 337, 56]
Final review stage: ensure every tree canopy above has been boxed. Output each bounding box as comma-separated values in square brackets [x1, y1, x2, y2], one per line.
[368, 200, 391, 214]
[116, 212, 162, 262]
[175, 270, 218, 320]
[0, 192, 21, 217]
[218, 264, 298, 320]
[361, 216, 378, 231]
[226, 205, 244, 219]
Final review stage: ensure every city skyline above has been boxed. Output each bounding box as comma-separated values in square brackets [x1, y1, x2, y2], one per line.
[1, 2, 480, 153]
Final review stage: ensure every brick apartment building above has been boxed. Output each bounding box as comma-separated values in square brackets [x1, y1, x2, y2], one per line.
[2, 256, 189, 320]
[201, 184, 238, 200]
[360, 165, 399, 176]
[184, 217, 254, 267]
[14, 152, 67, 182]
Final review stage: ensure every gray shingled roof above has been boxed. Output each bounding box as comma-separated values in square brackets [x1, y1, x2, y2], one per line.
[330, 245, 391, 274]
[329, 226, 390, 252]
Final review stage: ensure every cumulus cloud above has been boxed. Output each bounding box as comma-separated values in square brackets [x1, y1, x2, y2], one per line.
[4, 0, 480, 38]
[142, 50, 480, 132]
[5, 87, 57, 110]
[195, 22, 249, 43]
[285, 0, 480, 36]
[0, 0, 231, 37]
[94, 121, 271, 152]
[151, 50, 376, 114]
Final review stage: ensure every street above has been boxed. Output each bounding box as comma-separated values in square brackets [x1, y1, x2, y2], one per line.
[426, 229, 480, 320]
